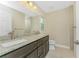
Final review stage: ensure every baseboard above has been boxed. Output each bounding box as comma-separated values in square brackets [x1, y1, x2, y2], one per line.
[55, 44, 70, 49]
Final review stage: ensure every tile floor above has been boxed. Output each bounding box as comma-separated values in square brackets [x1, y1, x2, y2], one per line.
[45, 47, 75, 58]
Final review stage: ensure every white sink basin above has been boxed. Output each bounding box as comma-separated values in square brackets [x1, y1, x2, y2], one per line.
[1, 39, 27, 48]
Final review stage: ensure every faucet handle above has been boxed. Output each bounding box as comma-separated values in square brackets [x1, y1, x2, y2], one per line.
[8, 31, 14, 40]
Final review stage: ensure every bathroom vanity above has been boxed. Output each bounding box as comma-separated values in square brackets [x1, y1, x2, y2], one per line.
[0, 34, 49, 58]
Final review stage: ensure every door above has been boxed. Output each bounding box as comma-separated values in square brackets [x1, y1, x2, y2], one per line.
[74, 2, 79, 58]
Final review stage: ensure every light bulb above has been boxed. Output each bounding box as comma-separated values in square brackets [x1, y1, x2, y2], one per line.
[29, 2, 33, 7]
[33, 6, 37, 9]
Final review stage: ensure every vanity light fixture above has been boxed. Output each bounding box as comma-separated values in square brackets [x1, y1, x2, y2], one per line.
[26, 1, 37, 10]
[29, 2, 33, 7]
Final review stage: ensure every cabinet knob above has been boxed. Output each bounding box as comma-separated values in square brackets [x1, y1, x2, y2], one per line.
[74, 40, 79, 44]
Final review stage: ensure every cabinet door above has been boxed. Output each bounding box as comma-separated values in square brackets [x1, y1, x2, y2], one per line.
[29, 41, 38, 51]
[40, 41, 49, 58]
[43, 36, 49, 42]
[37, 45, 43, 57]
[37, 39, 43, 47]
[25, 49, 38, 58]
[45, 41, 49, 55]
[39, 44, 46, 58]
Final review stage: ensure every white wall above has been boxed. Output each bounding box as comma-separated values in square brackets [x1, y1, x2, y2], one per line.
[44, 6, 74, 48]
[30, 6, 74, 48]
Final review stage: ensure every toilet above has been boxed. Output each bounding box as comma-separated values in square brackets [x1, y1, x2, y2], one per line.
[49, 40, 56, 50]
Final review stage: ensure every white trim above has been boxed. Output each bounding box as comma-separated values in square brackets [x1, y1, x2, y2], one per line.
[55, 44, 70, 49]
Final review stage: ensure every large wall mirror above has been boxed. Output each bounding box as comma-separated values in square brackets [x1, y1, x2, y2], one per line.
[0, 2, 44, 40]
[0, 3, 31, 39]
[40, 16, 44, 32]
[0, 4, 12, 36]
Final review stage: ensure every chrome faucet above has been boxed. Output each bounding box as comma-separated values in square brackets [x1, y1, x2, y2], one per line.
[8, 30, 15, 40]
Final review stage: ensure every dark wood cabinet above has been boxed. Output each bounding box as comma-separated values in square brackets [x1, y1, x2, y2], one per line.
[1, 35, 49, 58]
[39, 44, 46, 58]
[26, 49, 38, 58]
[38, 45, 43, 57]
[37, 36, 49, 58]
[1, 44, 30, 58]
[45, 41, 49, 55]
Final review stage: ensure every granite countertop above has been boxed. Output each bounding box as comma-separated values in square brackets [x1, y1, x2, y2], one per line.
[0, 33, 48, 57]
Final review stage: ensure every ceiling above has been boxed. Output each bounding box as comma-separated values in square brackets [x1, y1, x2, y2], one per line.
[35, 1, 74, 13]
[0, 1, 38, 17]
[0, 1, 74, 17]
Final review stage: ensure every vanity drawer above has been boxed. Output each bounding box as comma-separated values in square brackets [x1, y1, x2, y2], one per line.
[37, 36, 49, 47]
[37, 45, 43, 57]
[29, 41, 38, 51]
[37, 39, 43, 47]
[42, 36, 49, 42]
